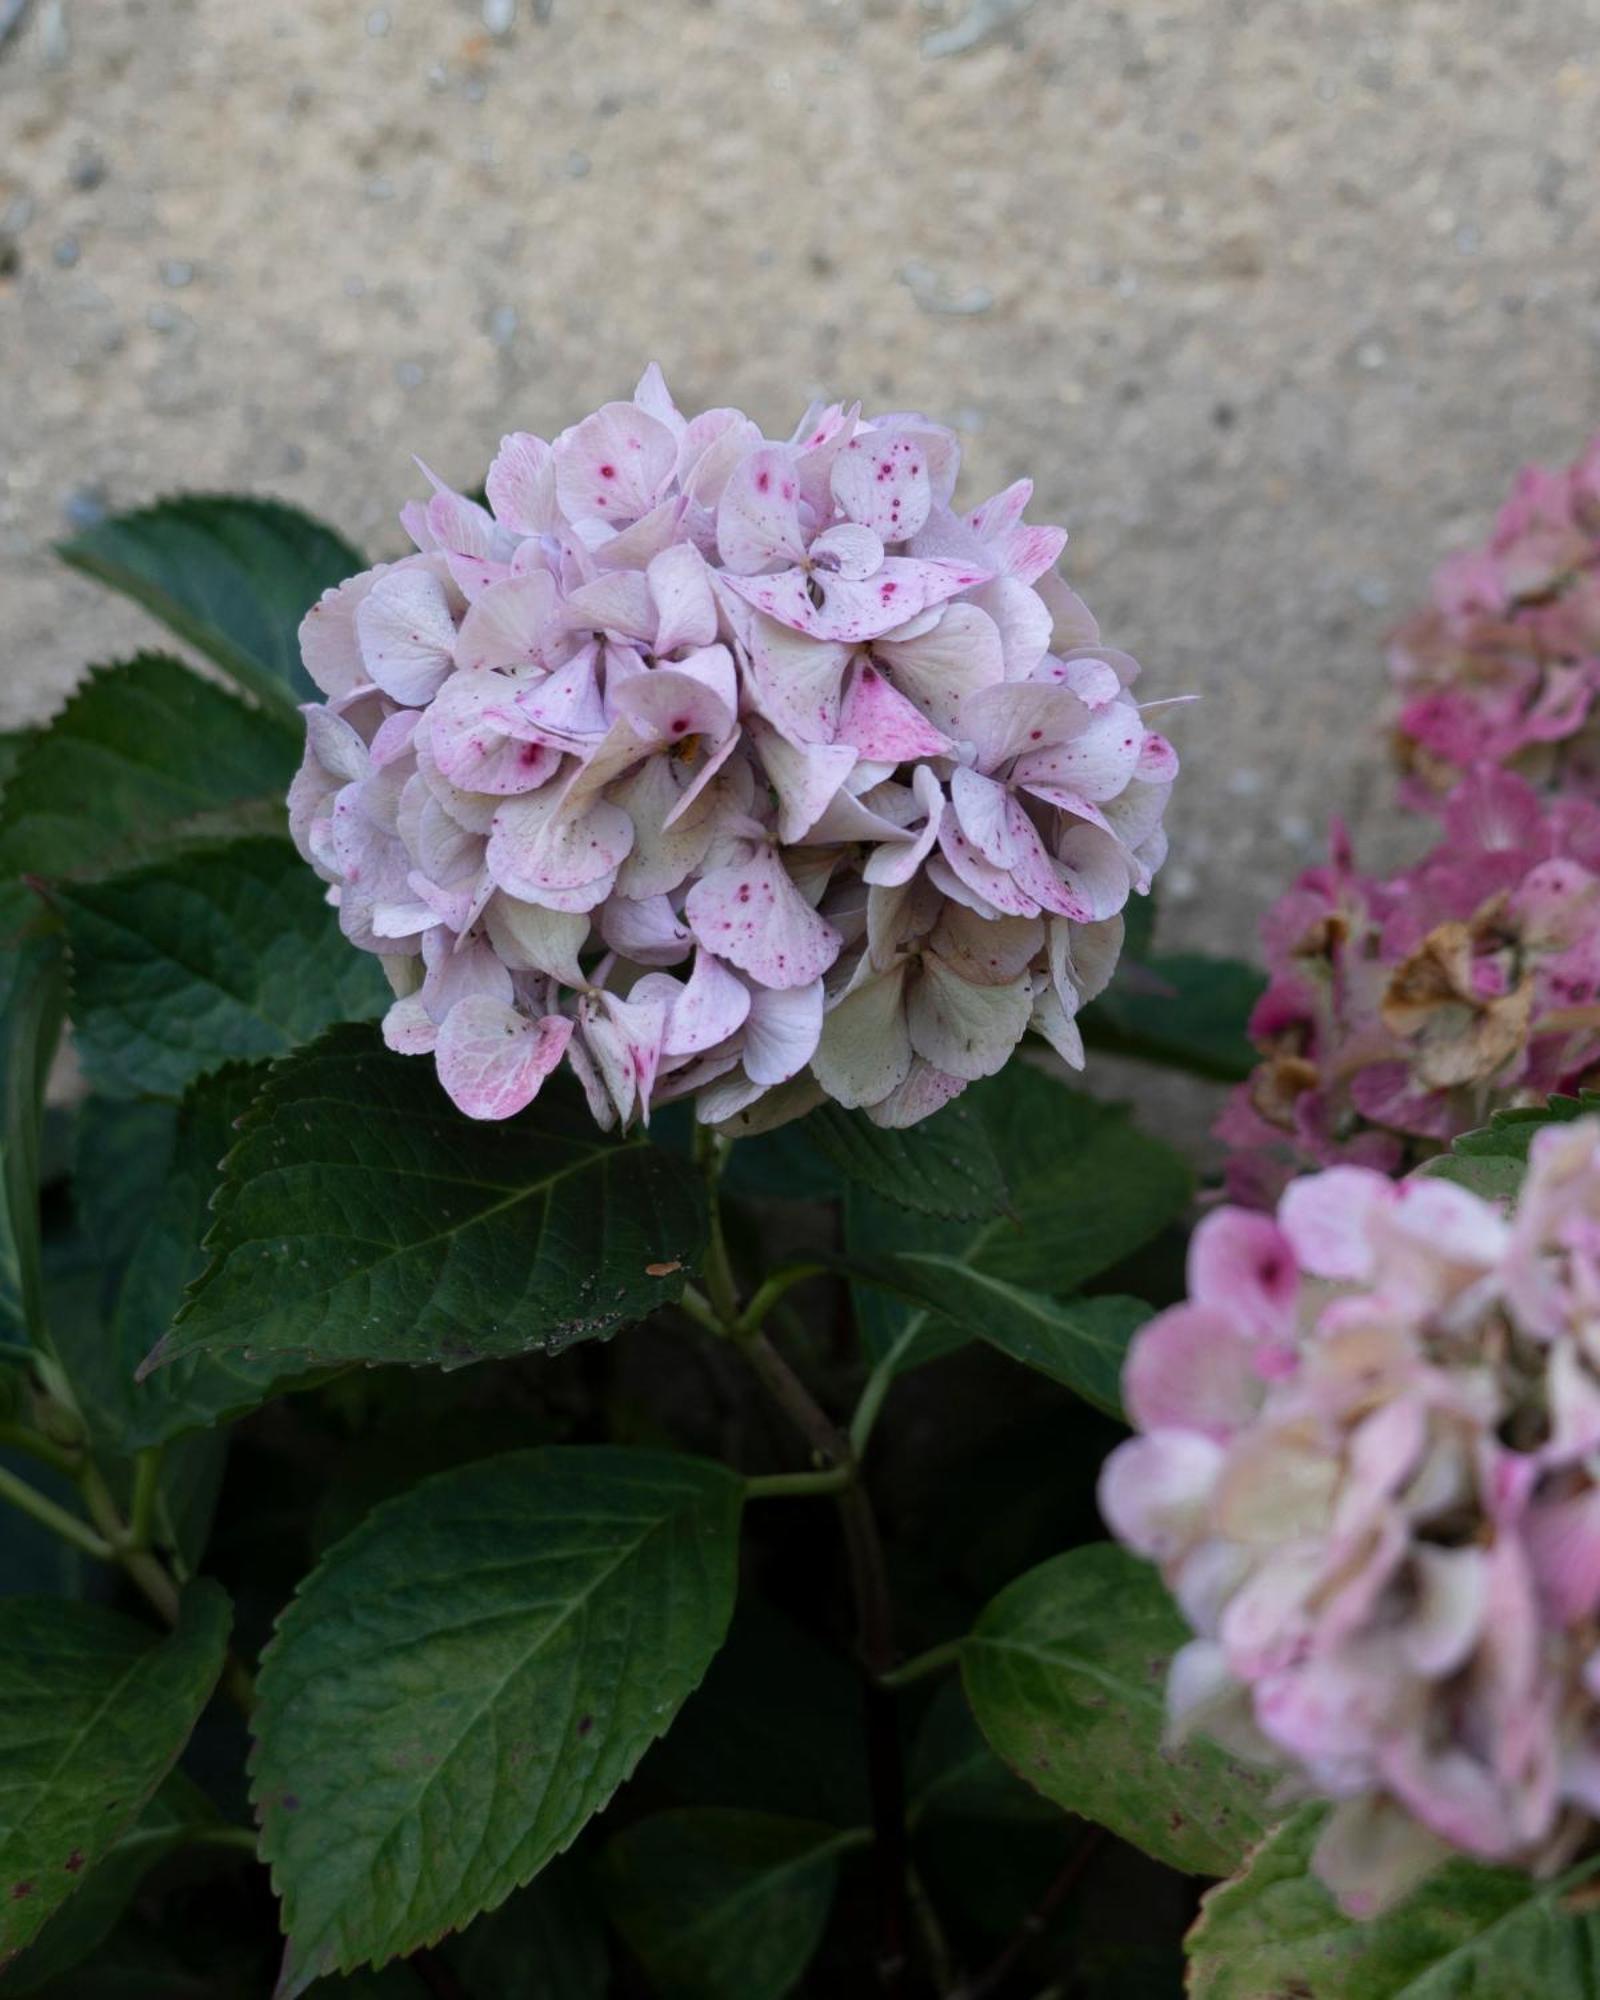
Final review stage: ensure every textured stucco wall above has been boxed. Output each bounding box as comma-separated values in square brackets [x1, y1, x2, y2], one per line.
[4, 0, 1600, 958]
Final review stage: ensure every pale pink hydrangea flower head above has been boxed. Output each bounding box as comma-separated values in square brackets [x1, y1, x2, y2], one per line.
[1219, 769, 1600, 1205]
[1390, 434, 1600, 804]
[1103, 1120, 1600, 1916]
[289, 367, 1175, 1129]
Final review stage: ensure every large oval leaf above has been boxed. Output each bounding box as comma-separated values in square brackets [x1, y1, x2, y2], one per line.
[962, 1544, 1273, 1876]
[68, 1067, 316, 1447]
[60, 838, 388, 1100]
[0, 1584, 231, 1967]
[0, 654, 297, 886]
[250, 1447, 743, 1992]
[57, 496, 365, 716]
[152, 1025, 706, 1377]
[1188, 1806, 1600, 1998]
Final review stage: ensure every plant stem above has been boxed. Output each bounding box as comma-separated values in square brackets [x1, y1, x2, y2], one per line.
[740, 1329, 854, 1467]
[79, 1461, 182, 1627]
[849, 1351, 899, 1461]
[744, 1463, 853, 1501]
[0, 1419, 81, 1480]
[877, 1637, 962, 1690]
[693, 1124, 741, 1326]
[0, 1460, 113, 1561]
[734, 1261, 827, 1341]
[129, 1445, 164, 1552]
[677, 1282, 725, 1338]
[688, 1143, 915, 1991]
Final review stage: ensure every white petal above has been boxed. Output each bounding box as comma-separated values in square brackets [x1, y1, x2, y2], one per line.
[356, 568, 458, 705]
[905, 954, 1032, 1080]
[434, 998, 573, 1120]
[685, 846, 843, 990]
[481, 894, 590, 985]
[742, 978, 825, 1085]
[813, 963, 912, 1108]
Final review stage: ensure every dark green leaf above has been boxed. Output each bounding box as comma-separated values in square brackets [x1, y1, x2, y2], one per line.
[908, 1677, 1061, 1829]
[602, 1810, 858, 2000]
[1083, 952, 1264, 1083]
[0, 656, 298, 887]
[802, 1097, 1008, 1220]
[1425, 1093, 1599, 1204]
[0, 1583, 231, 1966]
[847, 1063, 1188, 1386]
[0, 731, 37, 794]
[74, 1066, 317, 1447]
[849, 1253, 1149, 1417]
[1188, 1806, 1600, 1999]
[963, 1545, 1273, 1875]
[158, 1025, 706, 1377]
[57, 497, 365, 715]
[6, 1772, 227, 1995]
[0, 930, 65, 1348]
[251, 1447, 743, 1993]
[60, 837, 388, 1099]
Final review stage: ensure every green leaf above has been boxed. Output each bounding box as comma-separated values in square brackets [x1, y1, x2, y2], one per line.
[602, 1810, 858, 2000]
[5, 1772, 227, 1995]
[0, 656, 298, 888]
[57, 496, 365, 716]
[157, 1025, 706, 1377]
[849, 1253, 1149, 1417]
[0, 1583, 231, 1967]
[69, 1067, 315, 1447]
[0, 930, 65, 1348]
[962, 1544, 1273, 1875]
[60, 837, 388, 1099]
[801, 1097, 1009, 1220]
[1424, 1093, 1599, 1204]
[908, 1677, 1063, 1830]
[1083, 952, 1265, 1083]
[251, 1446, 743, 1992]
[1187, 1805, 1600, 1999]
[847, 1064, 1188, 1383]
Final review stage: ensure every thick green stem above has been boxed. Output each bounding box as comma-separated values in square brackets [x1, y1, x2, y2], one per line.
[0, 1419, 81, 1480]
[0, 1460, 113, 1561]
[734, 1262, 827, 1341]
[744, 1463, 853, 1501]
[693, 1125, 740, 1326]
[877, 1637, 962, 1691]
[129, 1445, 164, 1552]
[80, 1462, 182, 1627]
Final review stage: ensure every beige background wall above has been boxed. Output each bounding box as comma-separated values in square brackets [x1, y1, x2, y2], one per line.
[4, 0, 1599, 956]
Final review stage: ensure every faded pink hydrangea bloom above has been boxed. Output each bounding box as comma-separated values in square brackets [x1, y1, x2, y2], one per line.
[1102, 1120, 1600, 1916]
[290, 367, 1174, 1128]
[1219, 769, 1600, 1205]
[1390, 434, 1600, 804]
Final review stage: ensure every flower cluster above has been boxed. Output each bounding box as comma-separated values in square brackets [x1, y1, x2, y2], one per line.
[1390, 435, 1600, 805]
[1218, 770, 1600, 1205]
[290, 368, 1173, 1128]
[1102, 1120, 1600, 1916]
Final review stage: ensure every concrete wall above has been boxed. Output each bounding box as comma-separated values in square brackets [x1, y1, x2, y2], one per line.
[4, 0, 1599, 954]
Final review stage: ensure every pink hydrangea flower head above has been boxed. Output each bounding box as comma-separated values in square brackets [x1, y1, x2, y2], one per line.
[1389, 433, 1600, 803]
[290, 368, 1175, 1128]
[1219, 770, 1600, 1202]
[1102, 1120, 1600, 1914]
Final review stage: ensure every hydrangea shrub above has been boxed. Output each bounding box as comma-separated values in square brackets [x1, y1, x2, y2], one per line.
[6, 399, 1600, 1998]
